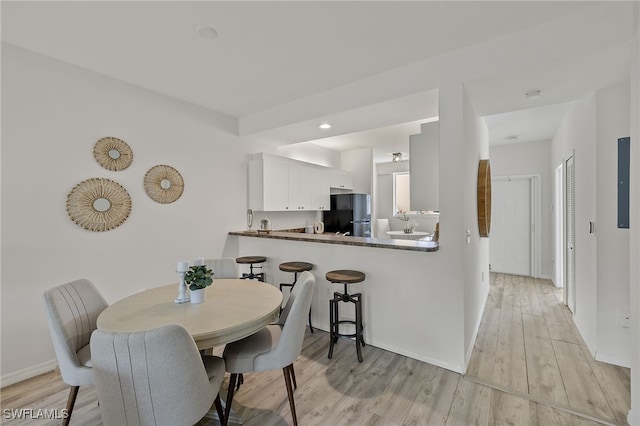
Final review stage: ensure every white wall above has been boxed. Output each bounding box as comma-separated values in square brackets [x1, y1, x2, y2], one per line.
[341, 148, 373, 195]
[0, 44, 273, 380]
[490, 140, 553, 279]
[551, 84, 634, 368]
[462, 87, 490, 367]
[410, 121, 439, 211]
[551, 96, 598, 353]
[276, 143, 341, 169]
[627, 11, 640, 423]
[595, 82, 631, 367]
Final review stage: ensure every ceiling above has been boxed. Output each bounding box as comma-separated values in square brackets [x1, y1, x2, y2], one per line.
[2, 1, 633, 162]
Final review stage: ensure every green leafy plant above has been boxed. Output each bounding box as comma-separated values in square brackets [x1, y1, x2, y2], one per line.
[184, 265, 214, 290]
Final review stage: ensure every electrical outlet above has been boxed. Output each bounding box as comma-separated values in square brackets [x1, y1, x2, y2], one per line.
[618, 308, 631, 328]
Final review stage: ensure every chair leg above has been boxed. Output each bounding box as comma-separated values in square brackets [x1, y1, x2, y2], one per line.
[214, 394, 224, 423]
[236, 373, 244, 390]
[283, 365, 298, 426]
[223, 374, 238, 426]
[290, 364, 297, 390]
[62, 386, 79, 426]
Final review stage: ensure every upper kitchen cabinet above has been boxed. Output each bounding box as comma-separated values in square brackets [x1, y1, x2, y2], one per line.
[248, 153, 344, 212]
[328, 169, 354, 190]
[410, 121, 439, 212]
[249, 154, 289, 211]
[309, 167, 330, 210]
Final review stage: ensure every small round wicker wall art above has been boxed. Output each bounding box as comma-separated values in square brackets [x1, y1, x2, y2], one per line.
[66, 178, 132, 232]
[93, 137, 133, 171]
[144, 165, 184, 204]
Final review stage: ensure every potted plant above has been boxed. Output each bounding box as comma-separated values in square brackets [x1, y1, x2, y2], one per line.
[396, 212, 417, 234]
[184, 265, 213, 304]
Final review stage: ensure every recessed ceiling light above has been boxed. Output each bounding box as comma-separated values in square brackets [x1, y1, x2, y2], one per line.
[319, 123, 331, 130]
[195, 25, 218, 39]
[525, 89, 541, 99]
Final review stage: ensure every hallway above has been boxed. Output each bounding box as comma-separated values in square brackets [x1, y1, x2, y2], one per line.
[466, 273, 630, 425]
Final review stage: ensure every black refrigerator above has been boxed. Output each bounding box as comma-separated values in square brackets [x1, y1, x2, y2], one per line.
[323, 194, 371, 237]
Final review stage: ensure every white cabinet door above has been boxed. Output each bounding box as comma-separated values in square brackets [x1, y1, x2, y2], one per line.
[310, 168, 330, 210]
[329, 170, 353, 190]
[248, 156, 289, 211]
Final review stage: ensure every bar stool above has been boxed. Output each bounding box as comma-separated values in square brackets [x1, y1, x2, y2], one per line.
[326, 269, 366, 362]
[279, 261, 314, 333]
[236, 256, 266, 282]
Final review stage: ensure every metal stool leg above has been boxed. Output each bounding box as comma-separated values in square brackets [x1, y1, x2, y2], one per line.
[354, 293, 363, 362]
[328, 298, 336, 359]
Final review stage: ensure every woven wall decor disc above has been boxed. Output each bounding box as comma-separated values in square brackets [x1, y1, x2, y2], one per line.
[93, 137, 133, 171]
[144, 165, 184, 204]
[66, 178, 132, 232]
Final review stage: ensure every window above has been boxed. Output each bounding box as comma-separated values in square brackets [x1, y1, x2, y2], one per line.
[393, 172, 410, 214]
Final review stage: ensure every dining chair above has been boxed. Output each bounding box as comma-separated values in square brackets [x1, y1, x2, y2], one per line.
[222, 271, 315, 426]
[91, 324, 226, 426]
[204, 257, 239, 279]
[375, 218, 391, 238]
[42, 279, 108, 426]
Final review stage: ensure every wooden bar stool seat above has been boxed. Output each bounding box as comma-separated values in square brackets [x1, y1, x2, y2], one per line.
[236, 256, 267, 282]
[279, 262, 314, 332]
[326, 269, 366, 362]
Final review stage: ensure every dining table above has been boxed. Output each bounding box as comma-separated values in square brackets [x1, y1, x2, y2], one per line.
[386, 230, 432, 240]
[97, 278, 283, 349]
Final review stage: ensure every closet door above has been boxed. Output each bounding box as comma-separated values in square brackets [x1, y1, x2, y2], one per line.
[565, 155, 576, 313]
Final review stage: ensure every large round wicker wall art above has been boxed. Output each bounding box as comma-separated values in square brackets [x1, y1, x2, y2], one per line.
[66, 178, 132, 232]
[144, 165, 184, 204]
[93, 137, 133, 171]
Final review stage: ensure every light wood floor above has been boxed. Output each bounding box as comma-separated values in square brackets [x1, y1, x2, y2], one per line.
[466, 273, 630, 426]
[1, 273, 630, 425]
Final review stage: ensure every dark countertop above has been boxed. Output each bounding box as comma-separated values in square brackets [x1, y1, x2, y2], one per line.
[228, 230, 439, 252]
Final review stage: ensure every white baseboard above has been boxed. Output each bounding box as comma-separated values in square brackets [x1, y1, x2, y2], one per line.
[1, 360, 57, 388]
[594, 352, 631, 369]
[628, 408, 639, 426]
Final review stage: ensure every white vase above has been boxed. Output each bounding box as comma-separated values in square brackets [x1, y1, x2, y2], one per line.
[190, 288, 205, 304]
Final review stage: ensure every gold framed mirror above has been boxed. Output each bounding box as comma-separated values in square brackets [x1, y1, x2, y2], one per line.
[93, 137, 133, 171]
[66, 178, 132, 232]
[144, 165, 184, 204]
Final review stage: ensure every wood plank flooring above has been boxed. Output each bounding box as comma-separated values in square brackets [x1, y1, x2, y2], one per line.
[466, 273, 630, 425]
[1, 273, 630, 425]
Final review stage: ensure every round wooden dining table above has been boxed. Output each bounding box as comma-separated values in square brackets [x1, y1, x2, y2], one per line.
[97, 279, 283, 349]
[386, 230, 432, 240]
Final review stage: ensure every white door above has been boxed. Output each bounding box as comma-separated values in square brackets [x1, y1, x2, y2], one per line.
[490, 178, 531, 276]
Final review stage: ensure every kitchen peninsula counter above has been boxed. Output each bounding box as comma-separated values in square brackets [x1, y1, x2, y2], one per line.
[228, 230, 439, 252]
[225, 227, 466, 374]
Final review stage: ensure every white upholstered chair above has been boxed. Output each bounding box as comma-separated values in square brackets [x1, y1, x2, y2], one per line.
[222, 271, 316, 426]
[42, 279, 108, 426]
[204, 257, 239, 279]
[375, 218, 391, 238]
[91, 324, 225, 426]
